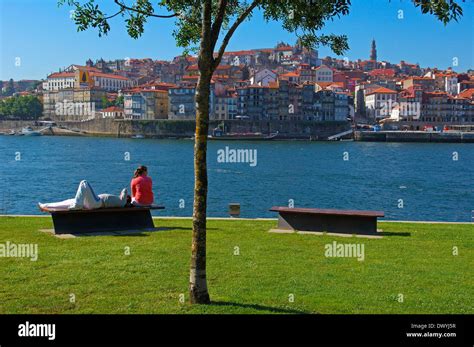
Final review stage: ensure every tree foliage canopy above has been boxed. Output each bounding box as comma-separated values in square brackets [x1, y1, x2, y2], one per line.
[0, 95, 43, 120]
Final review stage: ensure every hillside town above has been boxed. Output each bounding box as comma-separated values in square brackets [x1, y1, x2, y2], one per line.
[2, 40, 474, 132]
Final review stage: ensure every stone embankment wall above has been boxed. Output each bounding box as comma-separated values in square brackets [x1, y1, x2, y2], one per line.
[2, 118, 349, 140]
[0, 120, 32, 131]
[355, 131, 474, 143]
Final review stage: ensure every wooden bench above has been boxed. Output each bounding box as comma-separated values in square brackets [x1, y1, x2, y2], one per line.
[269, 206, 384, 236]
[49, 205, 165, 234]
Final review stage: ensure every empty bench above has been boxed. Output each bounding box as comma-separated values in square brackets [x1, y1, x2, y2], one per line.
[49, 205, 165, 234]
[270, 206, 384, 236]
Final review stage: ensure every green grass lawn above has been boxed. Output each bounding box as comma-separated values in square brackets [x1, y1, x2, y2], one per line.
[0, 216, 472, 314]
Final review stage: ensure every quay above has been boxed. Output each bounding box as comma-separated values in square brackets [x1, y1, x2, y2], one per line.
[354, 130, 474, 143]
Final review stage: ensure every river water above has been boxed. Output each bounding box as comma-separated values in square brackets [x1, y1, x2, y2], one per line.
[0, 136, 472, 221]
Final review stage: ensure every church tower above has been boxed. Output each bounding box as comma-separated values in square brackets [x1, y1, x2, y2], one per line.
[370, 39, 377, 61]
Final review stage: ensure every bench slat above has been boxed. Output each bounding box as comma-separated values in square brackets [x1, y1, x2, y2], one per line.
[270, 206, 384, 218]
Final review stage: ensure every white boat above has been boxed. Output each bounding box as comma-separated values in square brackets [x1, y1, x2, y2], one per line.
[131, 134, 145, 139]
[21, 127, 42, 136]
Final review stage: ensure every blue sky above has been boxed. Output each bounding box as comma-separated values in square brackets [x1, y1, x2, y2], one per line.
[1, 0, 473, 80]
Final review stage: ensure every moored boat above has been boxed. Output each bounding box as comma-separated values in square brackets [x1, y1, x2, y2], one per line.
[208, 128, 279, 141]
[21, 127, 42, 136]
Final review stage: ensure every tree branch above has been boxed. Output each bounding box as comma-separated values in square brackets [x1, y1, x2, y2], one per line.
[212, 0, 260, 70]
[210, 0, 228, 50]
[113, 0, 178, 18]
[104, 8, 125, 20]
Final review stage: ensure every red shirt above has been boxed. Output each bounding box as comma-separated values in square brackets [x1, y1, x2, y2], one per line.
[131, 176, 154, 205]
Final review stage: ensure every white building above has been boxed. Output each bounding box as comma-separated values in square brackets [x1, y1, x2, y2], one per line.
[100, 106, 124, 119]
[224, 51, 254, 66]
[273, 46, 293, 62]
[43, 65, 134, 92]
[250, 68, 277, 86]
[314, 65, 333, 82]
[364, 87, 398, 120]
[43, 72, 76, 91]
[444, 75, 458, 95]
[91, 72, 133, 91]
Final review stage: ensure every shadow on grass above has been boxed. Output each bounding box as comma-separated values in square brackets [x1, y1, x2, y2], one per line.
[79, 226, 220, 237]
[61, 226, 195, 238]
[104, 226, 196, 237]
[45, 225, 222, 238]
[211, 300, 309, 314]
[379, 231, 411, 237]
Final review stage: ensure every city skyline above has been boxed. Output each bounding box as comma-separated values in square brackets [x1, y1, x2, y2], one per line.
[0, 0, 473, 80]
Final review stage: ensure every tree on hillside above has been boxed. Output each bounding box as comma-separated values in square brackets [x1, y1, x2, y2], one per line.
[115, 95, 124, 108]
[5, 78, 15, 96]
[59, 0, 463, 304]
[101, 95, 114, 109]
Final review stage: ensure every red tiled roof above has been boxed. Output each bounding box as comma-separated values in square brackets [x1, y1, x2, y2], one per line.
[369, 69, 396, 77]
[327, 82, 345, 88]
[71, 65, 102, 72]
[102, 106, 123, 112]
[359, 60, 377, 66]
[458, 88, 474, 99]
[399, 85, 422, 98]
[408, 77, 433, 81]
[280, 72, 299, 77]
[315, 65, 333, 71]
[48, 72, 75, 78]
[366, 87, 397, 95]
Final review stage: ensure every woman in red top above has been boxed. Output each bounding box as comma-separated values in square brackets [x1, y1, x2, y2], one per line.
[131, 165, 154, 206]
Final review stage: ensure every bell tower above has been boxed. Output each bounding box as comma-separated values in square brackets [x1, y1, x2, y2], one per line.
[370, 39, 377, 61]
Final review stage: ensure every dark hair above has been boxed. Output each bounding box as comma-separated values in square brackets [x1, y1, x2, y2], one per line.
[134, 165, 148, 178]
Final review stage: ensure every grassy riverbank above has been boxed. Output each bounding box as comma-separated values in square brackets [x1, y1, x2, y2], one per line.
[0, 216, 472, 314]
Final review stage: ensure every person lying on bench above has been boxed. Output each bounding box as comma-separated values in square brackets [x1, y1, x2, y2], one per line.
[130, 165, 154, 207]
[38, 180, 129, 212]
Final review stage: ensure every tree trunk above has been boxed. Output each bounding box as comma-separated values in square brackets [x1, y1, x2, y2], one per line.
[189, 4, 213, 302]
[190, 67, 212, 304]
